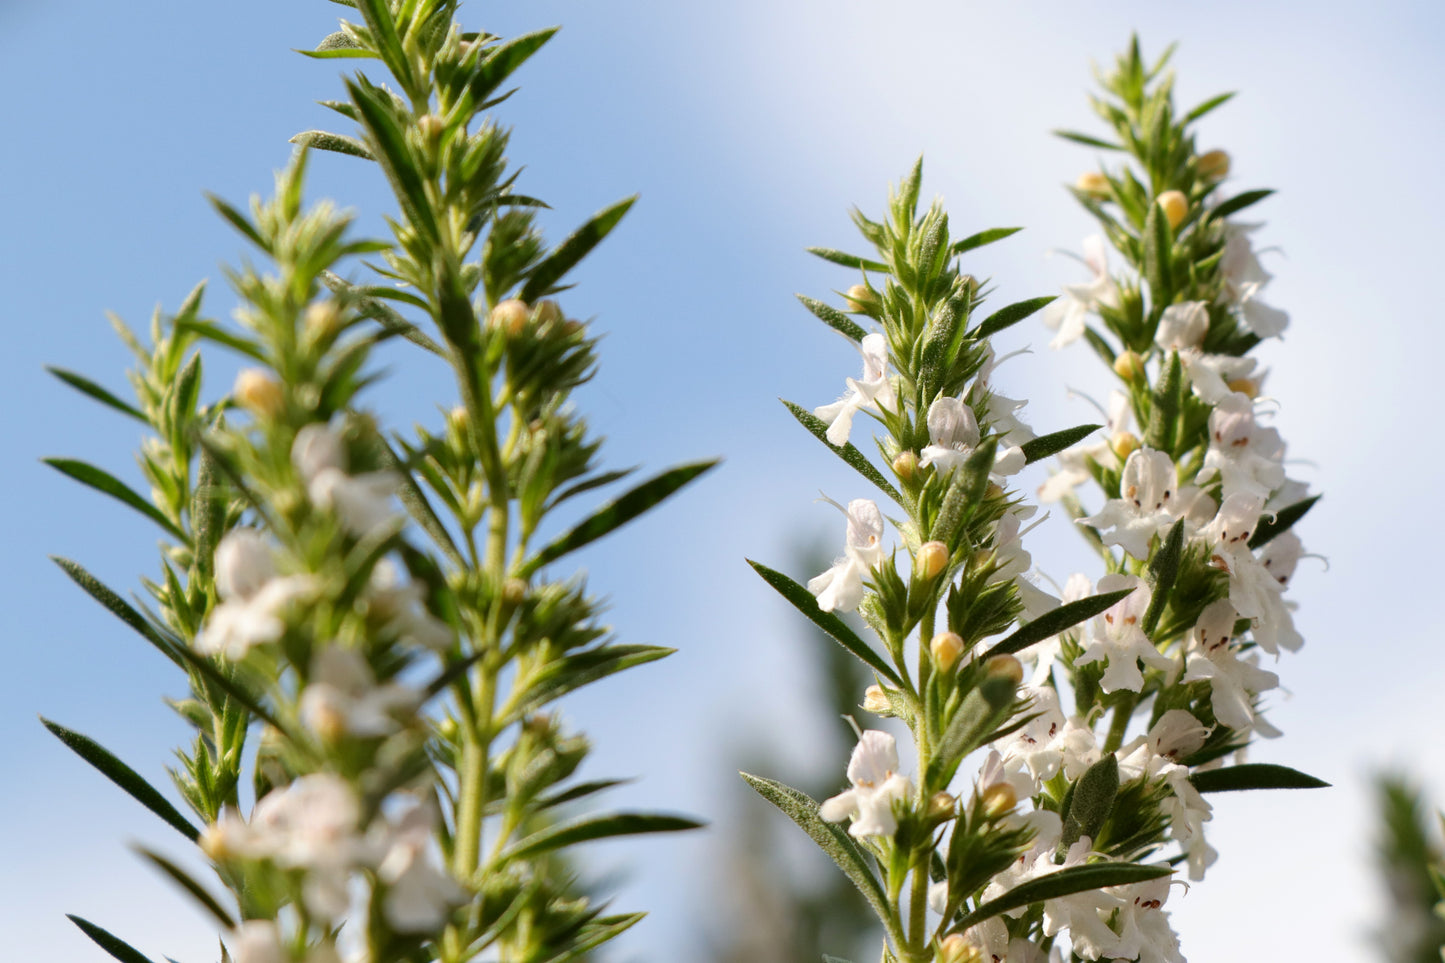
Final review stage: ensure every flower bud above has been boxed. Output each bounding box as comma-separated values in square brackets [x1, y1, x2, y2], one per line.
[534, 299, 564, 325]
[417, 113, 444, 143]
[304, 300, 344, 340]
[1109, 431, 1140, 460]
[937, 934, 981, 963]
[984, 483, 1004, 500]
[930, 631, 964, 673]
[1075, 171, 1110, 196]
[563, 319, 585, 337]
[892, 450, 918, 483]
[863, 684, 892, 715]
[489, 299, 531, 336]
[198, 819, 239, 861]
[233, 368, 285, 420]
[928, 791, 957, 820]
[1112, 349, 1145, 382]
[502, 577, 528, 607]
[1197, 149, 1231, 181]
[1227, 376, 1259, 398]
[1156, 190, 1189, 230]
[983, 653, 1024, 687]
[915, 541, 950, 581]
[980, 782, 1017, 819]
[844, 284, 876, 313]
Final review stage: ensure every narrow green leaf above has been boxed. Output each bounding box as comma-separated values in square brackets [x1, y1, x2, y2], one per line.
[171, 643, 288, 736]
[951, 226, 1023, 257]
[351, 0, 411, 84]
[1053, 130, 1125, 151]
[42, 719, 199, 841]
[1141, 518, 1185, 636]
[558, 913, 645, 963]
[550, 468, 637, 508]
[536, 779, 631, 810]
[192, 445, 226, 581]
[173, 317, 268, 363]
[928, 673, 1018, 790]
[974, 295, 1056, 339]
[205, 193, 267, 253]
[66, 916, 157, 963]
[1250, 494, 1319, 549]
[747, 560, 904, 689]
[1062, 754, 1118, 848]
[1143, 203, 1172, 308]
[508, 644, 674, 719]
[1190, 763, 1330, 793]
[467, 27, 559, 106]
[981, 589, 1133, 660]
[796, 294, 866, 343]
[320, 271, 444, 357]
[51, 556, 182, 666]
[955, 862, 1172, 931]
[1210, 189, 1275, 221]
[290, 130, 375, 160]
[315, 29, 363, 51]
[134, 847, 236, 928]
[1143, 351, 1183, 452]
[499, 811, 703, 863]
[519, 196, 635, 302]
[376, 438, 464, 567]
[805, 247, 890, 273]
[46, 367, 146, 421]
[1185, 91, 1235, 123]
[521, 460, 716, 576]
[932, 437, 995, 547]
[44, 458, 187, 542]
[346, 76, 439, 243]
[740, 774, 895, 935]
[1021, 424, 1102, 465]
[296, 47, 376, 60]
[782, 401, 902, 503]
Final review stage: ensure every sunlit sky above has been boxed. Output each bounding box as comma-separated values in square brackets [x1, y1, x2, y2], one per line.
[2, 2, 1443, 961]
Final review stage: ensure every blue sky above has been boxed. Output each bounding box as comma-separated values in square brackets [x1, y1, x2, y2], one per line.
[2, 1, 1443, 961]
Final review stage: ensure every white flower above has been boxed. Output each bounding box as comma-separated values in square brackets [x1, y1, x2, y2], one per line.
[1041, 840, 1125, 960]
[1201, 498, 1303, 654]
[1154, 301, 1209, 352]
[375, 796, 468, 932]
[808, 498, 886, 613]
[814, 332, 896, 446]
[1198, 392, 1285, 501]
[231, 921, 286, 963]
[1043, 236, 1118, 349]
[1220, 222, 1289, 339]
[818, 730, 912, 838]
[1154, 300, 1266, 404]
[1115, 710, 1217, 881]
[366, 559, 454, 651]
[997, 687, 1099, 782]
[1184, 599, 1280, 731]
[300, 646, 421, 739]
[1079, 447, 1179, 560]
[292, 422, 401, 536]
[1075, 574, 1172, 693]
[919, 395, 980, 475]
[1107, 875, 1186, 963]
[247, 774, 368, 921]
[197, 531, 317, 659]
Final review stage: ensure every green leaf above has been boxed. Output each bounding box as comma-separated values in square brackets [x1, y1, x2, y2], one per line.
[1141, 518, 1185, 636]
[134, 847, 236, 928]
[1190, 763, 1330, 793]
[805, 247, 890, 273]
[205, 193, 267, 253]
[796, 294, 866, 343]
[1210, 189, 1274, 221]
[1143, 351, 1183, 452]
[1021, 424, 1102, 465]
[346, 76, 440, 243]
[747, 560, 904, 689]
[954, 862, 1172, 931]
[557, 913, 645, 963]
[928, 673, 1018, 789]
[320, 271, 445, 357]
[296, 46, 377, 60]
[499, 811, 703, 863]
[173, 316, 268, 363]
[376, 438, 465, 567]
[507, 644, 673, 719]
[467, 27, 559, 106]
[1062, 754, 1118, 848]
[520, 459, 716, 576]
[974, 295, 1056, 339]
[980, 589, 1132, 660]
[290, 130, 374, 160]
[932, 437, 995, 547]
[536, 779, 632, 810]
[351, 0, 411, 85]
[519, 196, 635, 302]
[1185, 91, 1235, 123]
[51, 557, 183, 666]
[951, 226, 1023, 257]
[66, 916, 157, 963]
[41, 719, 199, 841]
[171, 643, 289, 737]
[46, 367, 146, 421]
[782, 401, 902, 503]
[1143, 202, 1173, 307]
[1250, 494, 1319, 549]
[740, 774, 895, 937]
[192, 446, 226, 581]
[1053, 130, 1125, 151]
[315, 29, 363, 51]
[43, 458, 187, 543]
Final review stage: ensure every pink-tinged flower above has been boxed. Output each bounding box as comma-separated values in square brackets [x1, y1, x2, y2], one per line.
[1043, 235, 1118, 349]
[818, 730, 912, 838]
[808, 498, 886, 613]
[1075, 574, 1172, 693]
[814, 333, 897, 446]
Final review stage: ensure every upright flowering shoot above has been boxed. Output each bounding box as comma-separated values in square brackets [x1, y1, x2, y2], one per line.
[746, 161, 1176, 963]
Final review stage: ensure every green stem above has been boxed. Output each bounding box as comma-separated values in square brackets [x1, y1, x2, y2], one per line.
[1102, 691, 1140, 754]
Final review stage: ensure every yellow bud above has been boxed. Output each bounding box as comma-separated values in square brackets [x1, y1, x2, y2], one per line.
[1110, 431, 1140, 460]
[863, 684, 892, 715]
[502, 577, 528, 607]
[1157, 190, 1189, 230]
[915, 541, 950, 581]
[984, 482, 1004, 500]
[198, 820, 237, 861]
[1227, 377, 1259, 398]
[928, 791, 957, 820]
[233, 368, 285, 420]
[930, 631, 964, 673]
[304, 300, 344, 339]
[937, 934, 981, 963]
[983, 653, 1024, 687]
[980, 782, 1017, 819]
[1075, 171, 1110, 196]
[489, 299, 531, 336]
[1197, 149, 1231, 181]
[535, 299, 564, 325]
[417, 113, 445, 143]
[1112, 349, 1145, 382]
[892, 450, 919, 483]
[447, 405, 469, 435]
[844, 284, 876, 313]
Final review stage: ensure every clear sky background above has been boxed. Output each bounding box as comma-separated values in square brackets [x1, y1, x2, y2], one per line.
[2, 1, 1442, 961]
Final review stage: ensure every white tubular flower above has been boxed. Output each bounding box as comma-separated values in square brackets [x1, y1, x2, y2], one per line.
[248, 774, 367, 921]
[300, 646, 421, 740]
[1043, 235, 1118, 349]
[1041, 840, 1125, 960]
[376, 796, 468, 933]
[197, 531, 317, 659]
[919, 395, 980, 474]
[819, 730, 912, 838]
[292, 422, 401, 536]
[1154, 301, 1208, 352]
[1184, 600, 1280, 730]
[366, 559, 454, 651]
[808, 498, 886, 613]
[1220, 222, 1289, 339]
[1079, 447, 1179, 559]
[1201, 496, 1303, 654]
[998, 686, 1068, 781]
[1075, 574, 1172, 693]
[978, 748, 1041, 803]
[814, 332, 896, 446]
[1198, 392, 1285, 501]
[1260, 530, 1304, 588]
[1107, 875, 1186, 963]
[231, 921, 286, 963]
[1154, 300, 1266, 404]
[1115, 710, 1217, 881]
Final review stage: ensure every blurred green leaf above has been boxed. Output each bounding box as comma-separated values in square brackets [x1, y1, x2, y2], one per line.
[290, 130, 375, 160]
[43, 458, 187, 542]
[499, 811, 703, 863]
[134, 847, 235, 928]
[66, 916, 157, 963]
[46, 367, 146, 422]
[1250, 494, 1319, 549]
[805, 247, 889, 273]
[951, 226, 1023, 257]
[782, 401, 901, 503]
